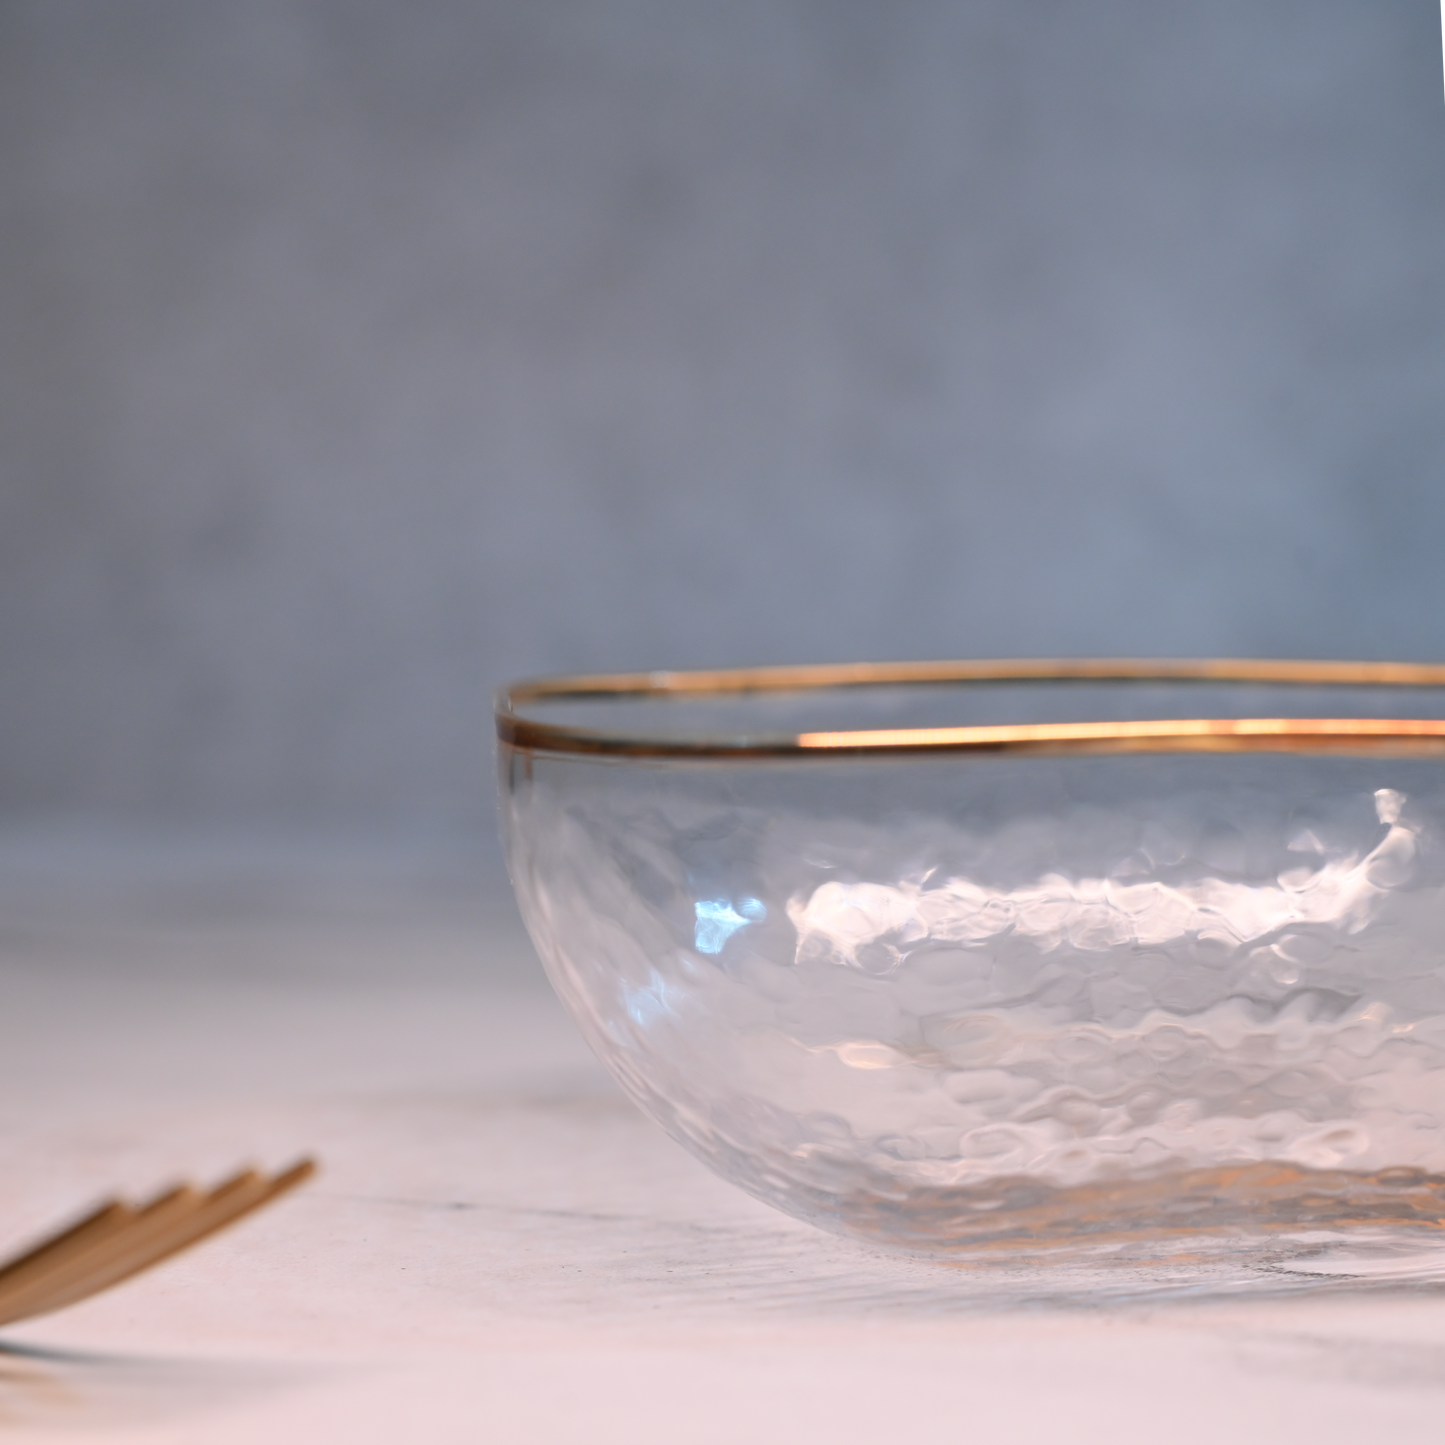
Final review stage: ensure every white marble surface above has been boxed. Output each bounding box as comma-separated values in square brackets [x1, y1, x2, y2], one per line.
[6, 832, 1445, 1441]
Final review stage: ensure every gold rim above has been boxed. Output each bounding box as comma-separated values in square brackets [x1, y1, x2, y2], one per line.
[496, 658, 1445, 760]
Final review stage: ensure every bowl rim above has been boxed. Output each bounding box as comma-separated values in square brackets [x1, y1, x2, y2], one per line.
[496, 658, 1445, 761]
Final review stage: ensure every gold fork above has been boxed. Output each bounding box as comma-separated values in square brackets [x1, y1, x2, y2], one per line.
[0, 1159, 316, 1329]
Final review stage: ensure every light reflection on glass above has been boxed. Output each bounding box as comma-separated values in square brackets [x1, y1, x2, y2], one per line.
[694, 896, 766, 954]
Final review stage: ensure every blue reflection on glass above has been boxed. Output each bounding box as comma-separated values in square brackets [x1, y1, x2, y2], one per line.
[623, 970, 677, 1027]
[694, 897, 766, 954]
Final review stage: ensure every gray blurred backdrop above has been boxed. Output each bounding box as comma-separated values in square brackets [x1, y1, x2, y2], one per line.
[2, 0, 1443, 829]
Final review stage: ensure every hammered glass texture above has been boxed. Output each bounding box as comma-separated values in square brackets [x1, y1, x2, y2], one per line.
[501, 749, 1445, 1256]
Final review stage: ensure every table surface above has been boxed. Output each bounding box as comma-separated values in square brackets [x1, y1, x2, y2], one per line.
[5, 828, 1445, 1443]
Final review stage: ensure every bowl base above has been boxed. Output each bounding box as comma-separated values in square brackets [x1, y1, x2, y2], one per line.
[823, 1161, 1445, 1271]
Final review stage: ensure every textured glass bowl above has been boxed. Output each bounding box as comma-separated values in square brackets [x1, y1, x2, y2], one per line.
[498, 660, 1445, 1269]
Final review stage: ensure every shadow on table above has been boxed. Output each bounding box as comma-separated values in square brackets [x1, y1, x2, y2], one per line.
[0, 1338, 313, 1432]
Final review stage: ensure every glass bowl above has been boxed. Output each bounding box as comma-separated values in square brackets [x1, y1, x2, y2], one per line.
[497, 659, 1445, 1271]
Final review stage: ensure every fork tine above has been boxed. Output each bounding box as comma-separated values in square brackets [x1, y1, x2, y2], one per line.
[7, 1178, 263, 1325]
[0, 1161, 315, 1329]
[0, 1201, 137, 1294]
[45, 1161, 318, 1309]
[0, 1166, 308, 1328]
[0, 1187, 202, 1328]
[0, 1168, 294, 1328]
